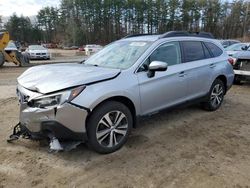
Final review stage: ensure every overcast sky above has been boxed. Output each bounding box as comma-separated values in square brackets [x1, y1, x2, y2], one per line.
[0, 0, 60, 17]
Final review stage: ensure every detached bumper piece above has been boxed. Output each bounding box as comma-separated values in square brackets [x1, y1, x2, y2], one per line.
[7, 122, 83, 152]
[7, 123, 31, 142]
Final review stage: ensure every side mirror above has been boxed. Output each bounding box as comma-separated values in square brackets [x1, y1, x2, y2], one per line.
[241, 46, 248, 51]
[147, 61, 168, 78]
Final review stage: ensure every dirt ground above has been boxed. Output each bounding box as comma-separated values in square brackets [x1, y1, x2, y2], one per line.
[0, 65, 250, 188]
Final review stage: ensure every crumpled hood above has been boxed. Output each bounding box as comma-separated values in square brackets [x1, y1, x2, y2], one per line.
[17, 63, 120, 94]
[233, 51, 250, 60]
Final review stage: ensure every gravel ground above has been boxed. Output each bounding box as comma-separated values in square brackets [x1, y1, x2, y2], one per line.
[0, 65, 250, 188]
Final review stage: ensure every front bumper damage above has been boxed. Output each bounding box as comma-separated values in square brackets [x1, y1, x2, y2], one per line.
[8, 86, 89, 152]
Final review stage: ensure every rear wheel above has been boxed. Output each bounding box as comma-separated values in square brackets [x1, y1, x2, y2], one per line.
[87, 101, 132, 154]
[201, 79, 225, 111]
[0, 52, 5, 67]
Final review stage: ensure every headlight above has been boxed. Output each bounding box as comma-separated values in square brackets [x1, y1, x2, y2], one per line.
[32, 95, 61, 108]
[29, 86, 86, 109]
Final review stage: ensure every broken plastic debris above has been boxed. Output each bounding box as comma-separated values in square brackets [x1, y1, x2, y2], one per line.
[49, 137, 63, 151]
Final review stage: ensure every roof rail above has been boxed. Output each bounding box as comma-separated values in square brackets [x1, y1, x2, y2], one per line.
[123, 33, 155, 39]
[159, 31, 215, 39]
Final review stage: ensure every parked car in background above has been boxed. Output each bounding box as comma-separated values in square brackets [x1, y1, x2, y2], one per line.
[225, 43, 250, 56]
[78, 45, 86, 51]
[42, 43, 57, 49]
[220, 39, 240, 48]
[63, 45, 71, 50]
[5, 41, 18, 51]
[84, 44, 103, 55]
[231, 47, 250, 84]
[70, 46, 79, 50]
[10, 31, 234, 154]
[26, 45, 50, 60]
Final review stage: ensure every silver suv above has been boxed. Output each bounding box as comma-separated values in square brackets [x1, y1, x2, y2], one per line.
[9, 31, 234, 153]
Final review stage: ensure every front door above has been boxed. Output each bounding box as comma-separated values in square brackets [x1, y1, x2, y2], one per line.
[137, 41, 188, 115]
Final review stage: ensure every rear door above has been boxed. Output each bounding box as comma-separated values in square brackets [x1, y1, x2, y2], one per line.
[180, 41, 213, 99]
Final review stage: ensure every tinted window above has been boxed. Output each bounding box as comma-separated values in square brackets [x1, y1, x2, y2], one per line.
[202, 43, 212, 58]
[150, 42, 181, 66]
[205, 42, 223, 57]
[138, 42, 181, 72]
[182, 41, 205, 62]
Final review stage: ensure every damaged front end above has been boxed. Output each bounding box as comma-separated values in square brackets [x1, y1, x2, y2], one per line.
[8, 84, 89, 152]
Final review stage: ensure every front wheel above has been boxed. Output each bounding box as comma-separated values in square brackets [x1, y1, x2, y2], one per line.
[87, 101, 132, 154]
[201, 79, 225, 111]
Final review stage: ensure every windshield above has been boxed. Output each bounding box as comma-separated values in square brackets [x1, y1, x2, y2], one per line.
[225, 43, 248, 51]
[29, 45, 46, 50]
[84, 41, 152, 69]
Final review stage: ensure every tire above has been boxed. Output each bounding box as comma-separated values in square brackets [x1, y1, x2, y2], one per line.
[0, 52, 5, 67]
[234, 75, 243, 85]
[201, 79, 225, 111]
[87, 101, 133, 154]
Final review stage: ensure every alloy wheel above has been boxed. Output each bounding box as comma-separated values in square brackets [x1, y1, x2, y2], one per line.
[210, 84, 224, 108]
[96, 111, 128, 148]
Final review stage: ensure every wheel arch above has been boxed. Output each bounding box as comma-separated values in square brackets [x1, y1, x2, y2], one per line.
[86, 96, 137, 129]
[215, 75, 227, 92]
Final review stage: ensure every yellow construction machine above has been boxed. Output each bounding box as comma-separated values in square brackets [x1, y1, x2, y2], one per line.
[0, 31, 29, 67]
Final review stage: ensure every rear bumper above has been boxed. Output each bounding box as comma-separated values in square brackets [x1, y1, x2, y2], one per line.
[234, 70, 250, 76]
[234, 70, 250, 81]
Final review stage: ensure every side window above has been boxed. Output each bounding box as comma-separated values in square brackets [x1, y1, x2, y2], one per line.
[150, 41, 181, 66]
[139, 41, 181, 72]
[202, 42, 212, 58]
[181, 41, 205, 62]
[204, 42, 223, 57]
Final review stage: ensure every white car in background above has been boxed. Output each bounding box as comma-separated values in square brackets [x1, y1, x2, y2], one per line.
[84, 44, 103, 56]
[225, 43, 250, 56]
[26, 45, 50, 60]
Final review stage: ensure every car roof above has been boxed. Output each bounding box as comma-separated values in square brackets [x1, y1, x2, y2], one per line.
[122, 35, 161, 42]
[121, 35, 217, 44]
[120, 31, 216, 42]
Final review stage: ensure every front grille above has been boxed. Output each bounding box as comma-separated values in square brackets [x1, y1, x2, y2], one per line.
[36, 53, 41, 55]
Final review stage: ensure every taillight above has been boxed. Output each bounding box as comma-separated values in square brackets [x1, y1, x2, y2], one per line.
[228, 58, 235, 66]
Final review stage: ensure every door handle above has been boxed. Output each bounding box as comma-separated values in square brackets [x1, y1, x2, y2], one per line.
[179, 71, 186, 77]
[209, 64, 216, 68]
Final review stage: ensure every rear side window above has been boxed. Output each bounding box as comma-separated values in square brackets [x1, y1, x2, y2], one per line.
[204, 42, 223, 57]
[202, 43, 212, 58]
[181, 41, 205, 62]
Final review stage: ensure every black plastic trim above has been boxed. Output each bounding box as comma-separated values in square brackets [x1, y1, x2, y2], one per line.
[39, 121, 87, 141]
[136, 94, 208, 127]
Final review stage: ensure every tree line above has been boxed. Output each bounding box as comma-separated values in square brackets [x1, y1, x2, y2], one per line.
[2, 0, 250, 46]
